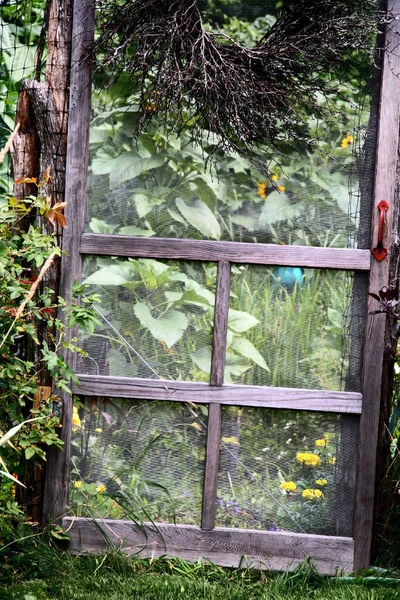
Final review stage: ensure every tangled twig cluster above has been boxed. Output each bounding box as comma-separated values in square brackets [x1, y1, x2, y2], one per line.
[95, 0, 380, 168]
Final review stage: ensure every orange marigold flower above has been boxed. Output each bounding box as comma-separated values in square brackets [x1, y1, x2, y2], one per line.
[257, 181, 268, 198]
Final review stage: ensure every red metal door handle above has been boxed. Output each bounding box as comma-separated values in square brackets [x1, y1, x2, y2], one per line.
[371, 200, 389, 261]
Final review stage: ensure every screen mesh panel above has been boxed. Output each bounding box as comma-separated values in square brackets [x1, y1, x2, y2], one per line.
[215, 407, 358, 537]
[70, 398, 208, 525]
[225, 266, 366, 391]
[87, 4, 375, 250]
[78, 257, 216, 381]
[86, 111, 366, 248]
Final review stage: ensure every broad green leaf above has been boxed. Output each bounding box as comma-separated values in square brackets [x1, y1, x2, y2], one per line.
[176, 197, 221, 240]
[225, 352, 252, 377]
[231, 214, 258, 230]
[327, 308, 342, 329]
[108, 348, 138, 378]
[134, 193, 152, 218]
[89, 127, 110, 144]
[183, 280, 215, 307]
[83, 264, 132, 286]
[165, 291, 184, 304]
[89, 218, 114, 234]
[91, 104, 139, 124]
[91, 151, 167, 184]
[167, 208, 188, 226]
[25, 446, 36, 460]
[134, 303, 188, 348]
[314, 171, 351, 214]
[119, 226, 155, 236]
[190, 177, 217, 210]
[110, 152, 167, 186]
[228, 309, 259, 333]
[191, 347, 212, 374]
[230, 337, 270, 371]
[258, 191, 301, 226]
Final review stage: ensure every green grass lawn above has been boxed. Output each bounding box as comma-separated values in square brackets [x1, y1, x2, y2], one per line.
[1, 546, 400, 600]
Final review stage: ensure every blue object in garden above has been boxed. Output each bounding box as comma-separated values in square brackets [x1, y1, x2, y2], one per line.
[272, 267, 304, 291]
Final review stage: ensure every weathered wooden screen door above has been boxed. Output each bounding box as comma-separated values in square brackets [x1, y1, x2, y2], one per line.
[43, 0, 400, 574]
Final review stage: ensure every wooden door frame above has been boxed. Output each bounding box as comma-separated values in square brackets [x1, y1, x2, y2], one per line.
[42, 0, 400, 574]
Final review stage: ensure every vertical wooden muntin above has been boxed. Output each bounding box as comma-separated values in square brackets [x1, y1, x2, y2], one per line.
[42, 0, 96, 524]
[201, 260, 231, 530]
[353, 0, 400, 571]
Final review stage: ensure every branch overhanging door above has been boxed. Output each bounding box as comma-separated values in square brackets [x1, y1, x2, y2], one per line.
[44, 0, 400, 574]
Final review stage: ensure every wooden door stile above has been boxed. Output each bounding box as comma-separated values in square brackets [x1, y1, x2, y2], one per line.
[353, 0, 400, 571]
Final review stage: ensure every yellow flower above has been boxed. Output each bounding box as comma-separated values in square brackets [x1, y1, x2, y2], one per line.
[279, 481, 297, 492]
[315, 439, 326, 447]
[296, 452, 321, 467]
[257, 181, 268, 198]
[302, 489, 324, 500]
[191, 422, 202, 432]
[96, 484, 106, 494]
[328, 457, 336, 465]
[271, 173, 279, 181]
[315, 479, 327, 486]
[95, 428, 103, 433]
[277, 185, 285, 193]
[72, 406, 81, 429]
[341, 135, 354, 149]
[73, 481, 83, 489]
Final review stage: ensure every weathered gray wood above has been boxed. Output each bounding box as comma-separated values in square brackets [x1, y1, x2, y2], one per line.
[45, 0, 73, 123]
[72, 375, 363, 413]
[42, 0, 95, 526]
[211, 261, 231, 386]
[202, 262, 230, 529]
[353, 1, 400, 571]
[201, 403, 222, 530]
[80, 234, 371, 270]
[62, 517, 354, 575]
